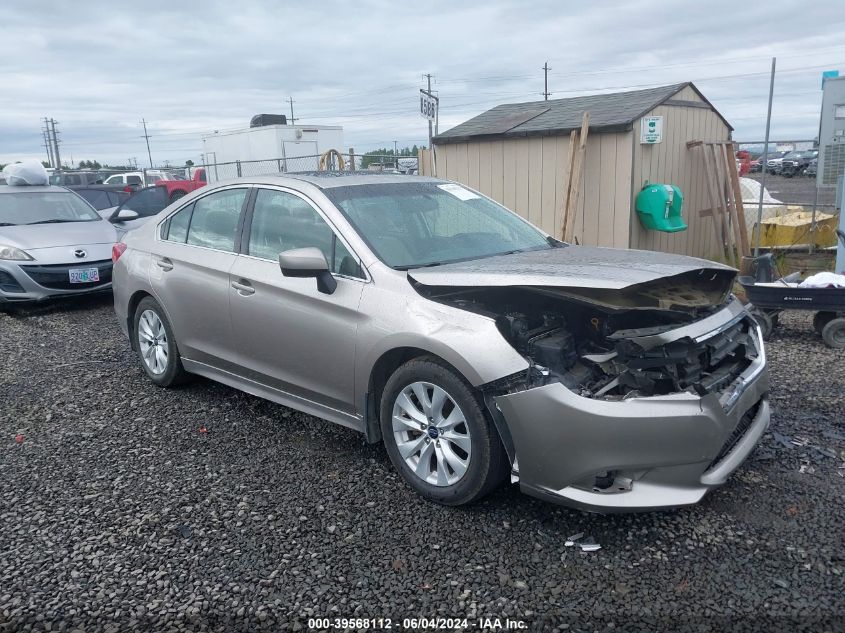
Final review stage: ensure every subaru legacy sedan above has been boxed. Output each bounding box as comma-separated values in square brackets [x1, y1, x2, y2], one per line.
[0, 185, 123, 303]
[112, 174, 769, 512]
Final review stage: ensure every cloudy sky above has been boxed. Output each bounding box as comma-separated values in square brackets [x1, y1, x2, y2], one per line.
[1, 0, 843, 167]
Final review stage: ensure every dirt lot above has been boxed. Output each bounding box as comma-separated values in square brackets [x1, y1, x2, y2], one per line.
[1, 297, 843, 632]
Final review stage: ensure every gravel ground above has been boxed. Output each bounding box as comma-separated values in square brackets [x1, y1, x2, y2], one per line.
[1, 297, 843, 632]
[745, 173, 836, 208]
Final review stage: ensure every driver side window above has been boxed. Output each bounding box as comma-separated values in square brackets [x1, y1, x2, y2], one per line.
[247, 189, 363, 279]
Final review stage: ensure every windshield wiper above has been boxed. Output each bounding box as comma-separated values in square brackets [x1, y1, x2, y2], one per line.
[25, 219, 80, 225]
[396, 261, 443, 270]
[0, 222, 18, 227]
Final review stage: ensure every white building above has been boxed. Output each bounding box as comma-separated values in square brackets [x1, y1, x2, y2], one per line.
[201, 120, 344, 181]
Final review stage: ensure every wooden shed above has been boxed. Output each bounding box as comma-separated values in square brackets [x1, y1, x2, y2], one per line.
[421, 82, 733, 260]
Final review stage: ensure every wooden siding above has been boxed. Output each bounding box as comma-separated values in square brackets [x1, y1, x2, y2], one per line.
[427, 134, 632, 248]
[629, 102, 730, 259]
[672, 85, 703, 102]
[425, 84, 730, 259]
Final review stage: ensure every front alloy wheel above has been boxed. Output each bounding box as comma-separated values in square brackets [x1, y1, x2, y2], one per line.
[392, 381, 472, 486]
[380, 357, 508, 506]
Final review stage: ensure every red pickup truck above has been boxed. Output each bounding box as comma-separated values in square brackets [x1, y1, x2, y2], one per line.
[157, 168, 207, 203]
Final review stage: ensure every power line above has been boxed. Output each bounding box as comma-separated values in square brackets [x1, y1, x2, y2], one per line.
[437, 44, 845, 86]
[43, 55, 843, 159]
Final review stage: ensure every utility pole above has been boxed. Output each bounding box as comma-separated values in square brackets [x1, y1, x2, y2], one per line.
[424, 73, 434, 150]
[754, 57, 776, 257]
[49, 119, 62, 169]
[41, 118, 55, 167]
[394, 140, 398, 167]
[542, 62, 551, 100]
[288, 97, 297, 125]
[42, 129, 52, 167]
[141, 119, 153, 168]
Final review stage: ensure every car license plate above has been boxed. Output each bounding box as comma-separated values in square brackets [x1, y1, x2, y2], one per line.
[68, 268, 100, 284]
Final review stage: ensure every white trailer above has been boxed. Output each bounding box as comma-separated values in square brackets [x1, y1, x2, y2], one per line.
[201, 124, 344, 181]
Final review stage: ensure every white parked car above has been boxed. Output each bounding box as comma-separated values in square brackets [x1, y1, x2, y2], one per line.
[103, 172, 145, 188]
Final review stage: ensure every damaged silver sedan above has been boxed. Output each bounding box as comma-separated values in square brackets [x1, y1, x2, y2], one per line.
[112, 174, 769, 512]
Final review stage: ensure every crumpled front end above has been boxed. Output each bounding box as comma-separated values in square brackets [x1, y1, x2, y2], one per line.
[490, 298, 769, 511]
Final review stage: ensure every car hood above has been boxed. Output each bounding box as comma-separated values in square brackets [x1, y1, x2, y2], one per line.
[0, 220, 117, 251]
[408, 245, 737, 310]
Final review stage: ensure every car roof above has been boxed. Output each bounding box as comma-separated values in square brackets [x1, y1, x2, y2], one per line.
[240, 172, 446, 190]
[0, 185, 75, 195]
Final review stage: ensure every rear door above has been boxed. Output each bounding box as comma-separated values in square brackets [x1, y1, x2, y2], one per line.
[228, 186, 366, 413]
[150, 186, 251, 367]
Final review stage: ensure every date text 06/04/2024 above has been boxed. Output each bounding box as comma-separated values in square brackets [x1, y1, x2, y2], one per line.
[307, 617, 528, 630]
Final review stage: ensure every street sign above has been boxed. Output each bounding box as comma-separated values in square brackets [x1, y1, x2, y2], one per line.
[640, 115, 663, 144]
[420, 90, 437, 121]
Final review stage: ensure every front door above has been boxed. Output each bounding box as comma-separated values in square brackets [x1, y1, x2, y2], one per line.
[149, 186, 250, 367]
[228, 187, 365, 413]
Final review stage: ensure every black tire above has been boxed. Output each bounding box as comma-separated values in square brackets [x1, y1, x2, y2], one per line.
[821, 317, 845, 350]
[379, 357, 508, 506]
[749, 308, 773, 340]
[813, 311, 835, 335]
[170, 190, 186, 203]
[133, 297, 189, 387]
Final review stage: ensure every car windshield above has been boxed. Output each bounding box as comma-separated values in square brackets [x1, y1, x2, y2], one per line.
[324, 182, 552, 269]
[0, 191, 101, 225]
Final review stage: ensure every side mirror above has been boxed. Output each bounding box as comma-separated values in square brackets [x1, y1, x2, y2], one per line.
[112, 208, 139, 222]
[278, 247, 337, 294]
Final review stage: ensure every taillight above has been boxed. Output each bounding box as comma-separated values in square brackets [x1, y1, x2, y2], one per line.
[112, 242, 127, 263]
[124, 185, 132, 193]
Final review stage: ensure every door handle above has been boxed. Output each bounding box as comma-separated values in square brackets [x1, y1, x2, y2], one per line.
[231, 279, 255, 295]
[155, 257, 173, 271]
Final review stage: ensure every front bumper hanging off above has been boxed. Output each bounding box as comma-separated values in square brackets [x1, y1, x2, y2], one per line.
[493, 317, 770, 512]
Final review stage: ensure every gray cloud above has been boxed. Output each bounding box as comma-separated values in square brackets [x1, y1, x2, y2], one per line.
[1, 0, 843, 166]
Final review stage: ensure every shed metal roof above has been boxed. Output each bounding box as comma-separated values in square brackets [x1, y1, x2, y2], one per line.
[433, 82, 732, 144]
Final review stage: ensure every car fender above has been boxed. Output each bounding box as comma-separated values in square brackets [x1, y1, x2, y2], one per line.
[354, 279, 529, 400]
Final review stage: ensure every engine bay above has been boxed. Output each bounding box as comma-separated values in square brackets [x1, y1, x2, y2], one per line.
[416, 285, 757, 400]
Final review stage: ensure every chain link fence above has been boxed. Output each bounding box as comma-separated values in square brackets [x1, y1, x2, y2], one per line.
[734, 139, 841, 257]
[202, 154, 419, 183]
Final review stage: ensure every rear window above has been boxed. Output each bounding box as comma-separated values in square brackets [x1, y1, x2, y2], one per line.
[75, 189, 113, 210]
[164, 204, 193, 242]
[185, 188, 247, 252]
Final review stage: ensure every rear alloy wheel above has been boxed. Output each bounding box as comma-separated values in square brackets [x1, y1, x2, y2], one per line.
[170, 191, 186, 203]
[133, 297, 188, 386]
[380, 358, 507, 505]
[821, 317, 845, 349]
